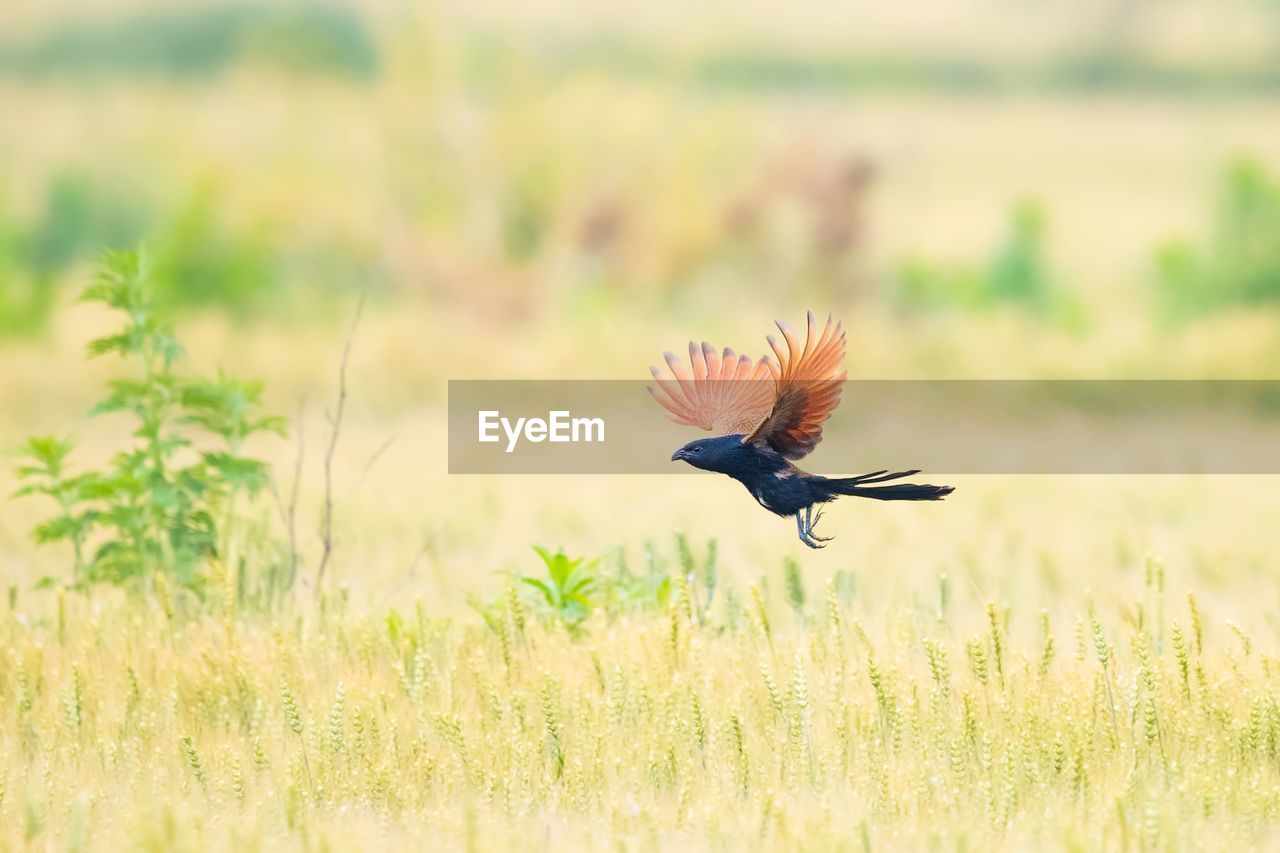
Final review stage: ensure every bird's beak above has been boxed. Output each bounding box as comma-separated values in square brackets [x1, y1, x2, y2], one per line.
[671, 449, 685, 462]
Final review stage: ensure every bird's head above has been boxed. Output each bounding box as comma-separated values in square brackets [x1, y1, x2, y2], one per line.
[670, 435, 745, 472]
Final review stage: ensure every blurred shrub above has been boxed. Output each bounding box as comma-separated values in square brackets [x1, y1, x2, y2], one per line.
[1155, 157, 1280, 320]
[147, 190, 276, 314]
[495, 33, 1280, 97]
[502, 161, 555, 265]
[0, 219, 51, 336]
[0, 4, 377, 79]
[0, 266, 55, 337]
[0, 172, 149, 337]
[27, 173, 148, 276]
[895, 200, 1059, 316]
[0, 173, 371, 335]
[696, 49, 997, 93]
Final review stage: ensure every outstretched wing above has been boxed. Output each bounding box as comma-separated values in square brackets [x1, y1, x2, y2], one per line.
[648, 341, 776, 436]
[743, 311, 846, 460]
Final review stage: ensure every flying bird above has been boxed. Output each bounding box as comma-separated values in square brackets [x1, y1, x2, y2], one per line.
[649, 312, 953, 548]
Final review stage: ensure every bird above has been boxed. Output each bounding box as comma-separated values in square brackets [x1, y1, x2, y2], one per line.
[648, 311, 953, 548]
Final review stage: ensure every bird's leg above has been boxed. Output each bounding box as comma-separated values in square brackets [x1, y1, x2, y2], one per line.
[795, 511, 826, 549]
[804, 503, 834, 543]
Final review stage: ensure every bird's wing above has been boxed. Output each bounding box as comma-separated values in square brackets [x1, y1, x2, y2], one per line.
[648, 342, 777, 436]
[743, 311, 846, 460]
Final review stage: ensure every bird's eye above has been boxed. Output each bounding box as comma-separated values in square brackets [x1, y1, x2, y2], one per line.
[692, 446, 703, 453]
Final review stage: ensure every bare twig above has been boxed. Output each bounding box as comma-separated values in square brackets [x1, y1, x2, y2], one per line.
[336, 435, 397, 505]
[285, 398, 305, 589]
[405, 536, 431, 579]
[316, 293, 365, 594]
[270, 397, 306, 595]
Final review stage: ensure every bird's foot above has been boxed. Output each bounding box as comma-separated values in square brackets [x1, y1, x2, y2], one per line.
[806, 505, 834, 542]
[795, 510, 830, 549]
[799, 531, 827, 549]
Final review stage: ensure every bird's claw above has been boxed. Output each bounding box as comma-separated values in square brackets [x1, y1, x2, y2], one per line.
[808, 506, 833, 542]
[796, 505, 833, 548]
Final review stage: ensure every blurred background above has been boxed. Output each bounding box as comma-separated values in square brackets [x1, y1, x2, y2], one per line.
[2, 0, 1280, 616]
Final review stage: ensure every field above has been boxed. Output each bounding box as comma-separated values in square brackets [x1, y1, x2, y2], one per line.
[3, 1, 1280, 849]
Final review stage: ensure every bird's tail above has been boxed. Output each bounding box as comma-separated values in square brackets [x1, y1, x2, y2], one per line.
[822, 469, 954, 501]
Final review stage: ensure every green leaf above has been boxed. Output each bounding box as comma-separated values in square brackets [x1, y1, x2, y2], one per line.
[33, 516, 78, 544]
[533, 545, 554, 568]
[87, 332, 138, 358]
[202, 452, 269, 493]
[251, 414, 290, 437]
[156, 333, 184, 368]
[386, 608, 404, 645]
[655, 577, 671, 608]
[520, 576, 555, 607]
[23, 434, 73, 466]
[91, 379, 151, 415]
[466, 594, 503, 634]
[80, 473, 131, 500]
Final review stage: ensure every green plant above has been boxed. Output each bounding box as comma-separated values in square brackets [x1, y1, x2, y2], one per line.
[12, 250, 285, 594]
[602, 543, 672, 614]
[474, 536, 720, 636]
[519, 546, 599, 631]
[12, 437, 98, 579]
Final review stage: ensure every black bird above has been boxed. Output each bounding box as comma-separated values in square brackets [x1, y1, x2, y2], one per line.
[649, 312, 953, 548]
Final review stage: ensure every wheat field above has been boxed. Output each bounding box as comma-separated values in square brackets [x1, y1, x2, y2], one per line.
[5, 549, 1280, 849]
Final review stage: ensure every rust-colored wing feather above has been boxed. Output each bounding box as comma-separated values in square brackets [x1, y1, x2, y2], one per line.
[648, 341, 776, 436]
[743, 311, 847, 460]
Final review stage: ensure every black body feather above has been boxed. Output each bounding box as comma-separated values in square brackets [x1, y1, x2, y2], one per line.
[671, 434, 952, 521]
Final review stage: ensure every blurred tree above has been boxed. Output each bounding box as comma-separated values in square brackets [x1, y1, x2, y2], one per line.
[0, 4, 377, 80]
[1156, 157, 1280, 320]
